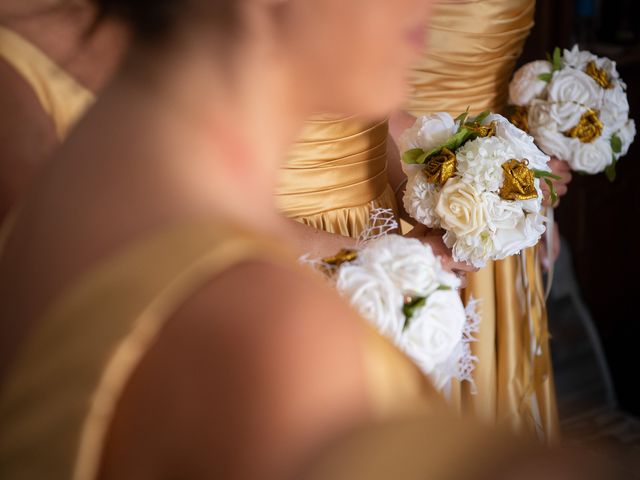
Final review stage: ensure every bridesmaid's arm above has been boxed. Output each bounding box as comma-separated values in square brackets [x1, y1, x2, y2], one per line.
[100, 260, 370, 480]
[282, 218, 359, 258]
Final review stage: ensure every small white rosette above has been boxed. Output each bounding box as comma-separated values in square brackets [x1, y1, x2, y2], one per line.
[401, 111, 551, 269]
[508, 45, 636, 179]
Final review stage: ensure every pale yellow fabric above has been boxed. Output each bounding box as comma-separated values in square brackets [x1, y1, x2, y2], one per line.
[405, 0, 560, 441]
[276, 115, 397, 237]
[0, 25, 94, 139]
[0, 222, 439, 480]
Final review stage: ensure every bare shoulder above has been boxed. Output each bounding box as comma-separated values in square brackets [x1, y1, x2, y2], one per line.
[100, 258, 369, 480]
[0, 59, 57, 216]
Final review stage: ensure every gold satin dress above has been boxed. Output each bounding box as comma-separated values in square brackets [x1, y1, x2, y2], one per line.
[276, 115, 397, 237]
[405, 0, 559, 441]
[0, 221, 442, 479]
[0, 25, 94, 139]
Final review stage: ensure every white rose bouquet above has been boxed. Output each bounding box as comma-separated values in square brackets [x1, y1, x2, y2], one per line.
[508, 46, 636, 179]
[313, 232, 477, 391]
[401, 111, 553, 269]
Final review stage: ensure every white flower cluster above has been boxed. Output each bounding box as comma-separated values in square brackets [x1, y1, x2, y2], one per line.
[401, 113, 550, 268]
[332, 235, 468, 390]
[509, 45, 636, 175]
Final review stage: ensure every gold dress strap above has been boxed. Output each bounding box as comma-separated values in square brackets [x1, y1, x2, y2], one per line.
[0, 221, 439, 479]
[0, 25, 94, 139]
[276, 115, 397, 237]
[0, 222, 291, 479]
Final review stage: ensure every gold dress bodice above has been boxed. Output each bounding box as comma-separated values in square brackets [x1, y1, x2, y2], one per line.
[404, 0, 560, 442]
[276, 115, 397, 237]
[0, 25, 94, 139]
[406, 0, 534, 117]
[0, 221, 438, 479]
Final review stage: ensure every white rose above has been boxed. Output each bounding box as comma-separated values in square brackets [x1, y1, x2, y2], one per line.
[616, 119, 636, 157]
[533, 101, 585, 131]
[600, 85, 630, 133]
[456, 136, 514, 192]
[562, 45, 596, 70]
[509, 60, 553, 106]
[531, 125, 575, 162]
[528, 102, 575, 160]
[403, 172, 442, 228]
[483, 192, 524, 231]
[358, 235, 454, 297]
[567, 137, 614, 174]
[399, 113, 458, 153]
[487, 113, 551, 170]
[336, 264, 404, 338]
[436, 178, 489, 238]
[492, 213, 546, 259]
[547, 69, 602, 106]
[445, 230, 494, 269]
[482, 193, 544, 259]
[401, 290, 466, 386]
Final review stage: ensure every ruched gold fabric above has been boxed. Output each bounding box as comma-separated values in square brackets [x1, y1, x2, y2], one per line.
[405, 0, 535, 117]
[0, 221, 440, 480]
[404, 0, 560, 442]
[0, 26, 94, 139]
[276, 115, 397, 237]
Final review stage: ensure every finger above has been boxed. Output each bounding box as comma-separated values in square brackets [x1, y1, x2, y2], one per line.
[456, 273, 468, 289]
[447, 259, 477, 273]
[554, 171, 572, 186]
[554, 184, 568, 197]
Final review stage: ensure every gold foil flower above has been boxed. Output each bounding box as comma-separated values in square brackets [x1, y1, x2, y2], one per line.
[322, 249, 358, 269]
[423, 147, 457, 186]
[506, 105, 529, 133]
[564, 109, 603, 143]
[465, 120, 497, 138]
[499, 159, 538, 201]
[585, 61, 613, 89]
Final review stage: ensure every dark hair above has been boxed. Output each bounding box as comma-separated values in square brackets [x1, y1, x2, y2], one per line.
[93, 0, 240, 43]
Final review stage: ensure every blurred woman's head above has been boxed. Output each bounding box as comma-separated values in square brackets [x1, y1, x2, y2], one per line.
[94, 0, 433, 118]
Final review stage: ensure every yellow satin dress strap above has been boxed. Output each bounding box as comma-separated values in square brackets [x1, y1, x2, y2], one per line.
[405, 0, 535, 117]
[276, 115, 397, 237]
[403, 0, 560, 442]
[0, 221, 438, 480]
[0, 25, 95, 139]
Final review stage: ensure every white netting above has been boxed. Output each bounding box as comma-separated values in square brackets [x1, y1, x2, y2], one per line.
[357, 208, 399, 246]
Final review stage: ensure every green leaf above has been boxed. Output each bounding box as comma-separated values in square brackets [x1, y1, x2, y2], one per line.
[546, 52, 553, 63]
[402, 148, 428, 165]
[472, 110, 491, 124]
[544, 178, 558, 205]
[402, 296, 427, 331]
[610, 134, 622, 154]
[605, 157, 617, 182]
[454, 107, 471, 126]
[437, 285, 452, 291]
[537, 72, 552, 82]
[445, 128, 474, 151]
[533, 169, 561, 180]
[552, 47, 563, 71]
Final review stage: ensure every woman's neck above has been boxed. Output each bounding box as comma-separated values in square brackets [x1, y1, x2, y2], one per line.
[95, 37, 305, 233]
